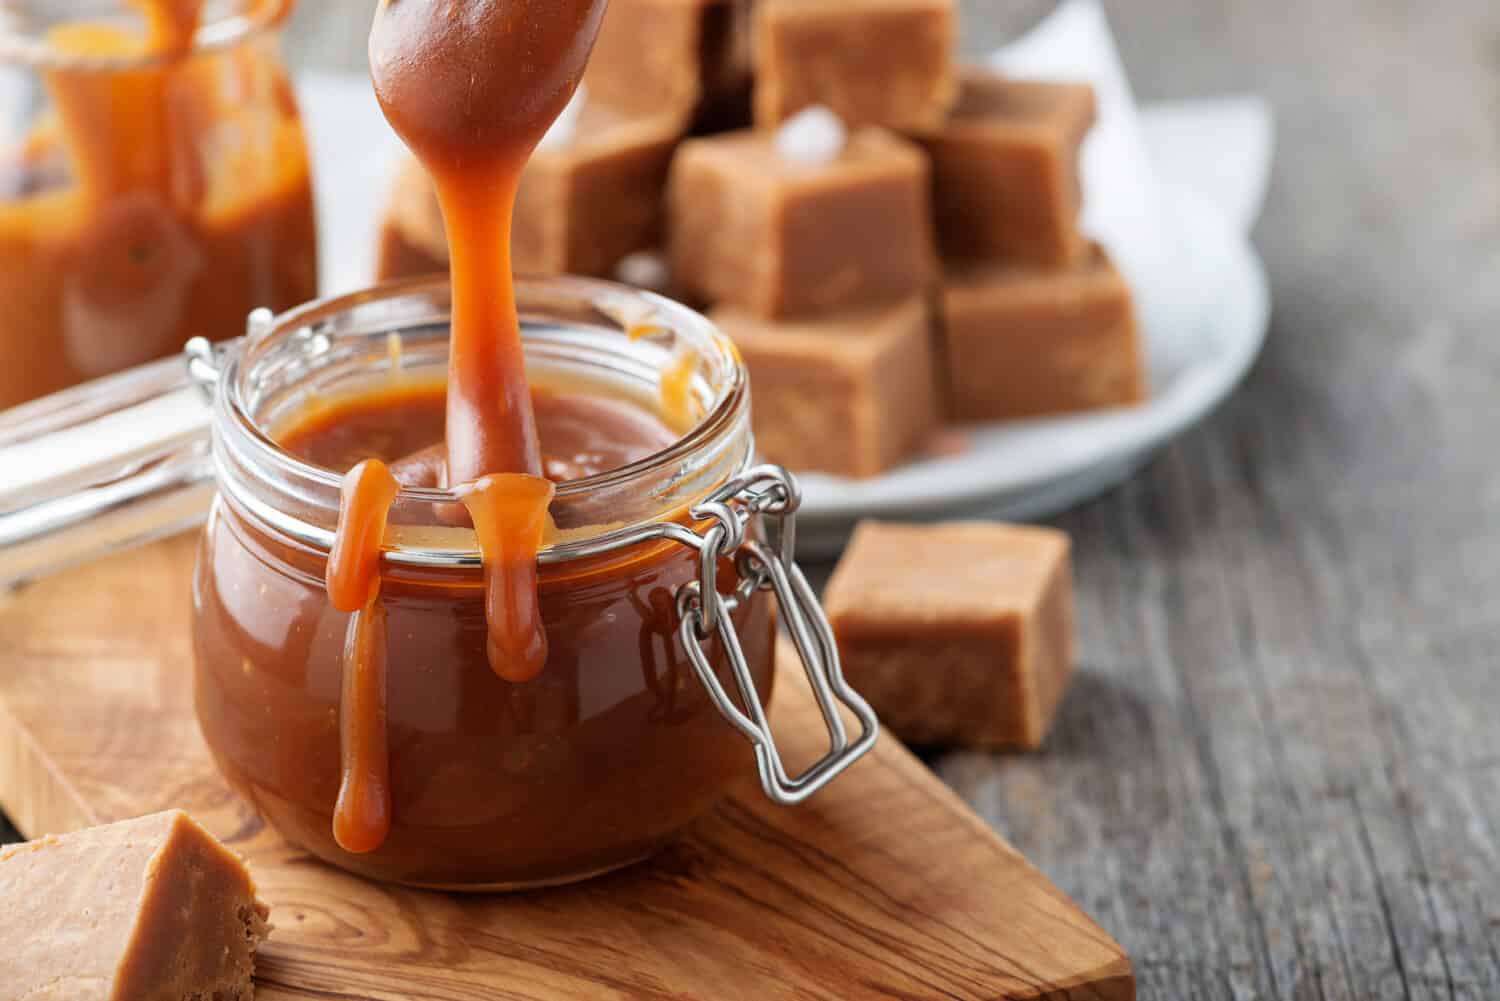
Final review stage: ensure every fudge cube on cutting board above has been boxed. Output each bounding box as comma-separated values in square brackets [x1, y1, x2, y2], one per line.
[586, 0, 754, 130]
[753, 0, 958, 130]
[940, 245, 1147, 423]
[668, 127, 936, 320]
[379, 102, 683, 282]
[711, 295, 939, 479]
[825, 521, 1075, 750]
[0, 810, 270, 1000]
[914, 69, 1097, 270]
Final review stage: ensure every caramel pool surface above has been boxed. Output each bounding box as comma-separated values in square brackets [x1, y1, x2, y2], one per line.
[0, 535, 1131, 999]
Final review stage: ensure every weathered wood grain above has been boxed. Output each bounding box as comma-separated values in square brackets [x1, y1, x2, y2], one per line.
[935, 4, 1500, 1001]
[0, 535, 1131, 1000]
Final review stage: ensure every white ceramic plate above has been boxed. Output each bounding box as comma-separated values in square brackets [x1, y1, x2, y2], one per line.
[795, 192, 1271, 555]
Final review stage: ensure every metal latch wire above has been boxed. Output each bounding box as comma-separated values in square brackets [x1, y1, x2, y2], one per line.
[674, 465, 879, 806]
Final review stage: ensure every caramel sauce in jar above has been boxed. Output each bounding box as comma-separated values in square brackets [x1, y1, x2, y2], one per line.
[193, 2, 780, 888]
[189, 282, 774, 889]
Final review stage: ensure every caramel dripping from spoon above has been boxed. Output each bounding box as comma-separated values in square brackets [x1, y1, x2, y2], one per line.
[369, 0, 609, 483]
[368, 0, 608, 682]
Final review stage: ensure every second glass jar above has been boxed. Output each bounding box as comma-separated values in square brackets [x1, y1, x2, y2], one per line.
[0, 0, 318, 407]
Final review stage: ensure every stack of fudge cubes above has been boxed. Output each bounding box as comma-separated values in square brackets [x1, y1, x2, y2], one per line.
[377, 0, 1148, 480]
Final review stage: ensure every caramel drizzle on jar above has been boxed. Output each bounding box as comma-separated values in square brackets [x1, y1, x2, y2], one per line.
[323, 0, 607, 855]
[325, 460, 400, 855]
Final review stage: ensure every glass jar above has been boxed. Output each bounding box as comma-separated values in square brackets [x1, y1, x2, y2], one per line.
[0, 0, 318, 408]
[0, 276, 877, 889]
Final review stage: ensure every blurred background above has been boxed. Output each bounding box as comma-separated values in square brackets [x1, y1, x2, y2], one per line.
[4, 2, 1498, 998]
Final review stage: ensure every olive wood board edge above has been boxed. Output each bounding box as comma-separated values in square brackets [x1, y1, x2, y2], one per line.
[0, 535, 1133, 1000]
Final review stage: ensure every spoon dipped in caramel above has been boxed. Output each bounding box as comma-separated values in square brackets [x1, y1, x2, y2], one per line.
[369, 0, 608, 483]
[324, 0, 608, 855]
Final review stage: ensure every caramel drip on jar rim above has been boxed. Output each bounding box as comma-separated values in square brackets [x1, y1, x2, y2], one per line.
[327, 460, 400, 855]
[326, 459, 401, 614]
[459, 474, 558, 684]
[659, 344, 700, 430]
[625, 316, 702, 431]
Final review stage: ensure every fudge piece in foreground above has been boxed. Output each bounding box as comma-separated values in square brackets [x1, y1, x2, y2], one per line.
[825, 521, 1075, 749]
[711, 295, 938, 478]
[585, 0, 754, 130]
[940, 245, 1147, 423]
[378, 102, 683, 282]
[669, 127, 935, 319]
[913, 69, 1097, 270]
[0, 810, 270, 1000]
[753, 0, 957, 130]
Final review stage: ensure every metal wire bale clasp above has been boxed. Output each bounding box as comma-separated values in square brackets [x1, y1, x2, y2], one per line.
[674, 465, 878, 806]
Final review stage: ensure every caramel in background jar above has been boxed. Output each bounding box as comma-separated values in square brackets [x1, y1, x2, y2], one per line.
[0, 0, 317, 407]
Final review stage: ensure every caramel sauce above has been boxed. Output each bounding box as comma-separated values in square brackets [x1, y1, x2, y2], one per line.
[660, 346, 700, 429]
[282, 380, 677, 488]
[333, 597, 391, 856]
[369, 0, 607, 482]
[460, 475, 557, 684]
[326, 460, 402, 615]
[278, 380, 680, 859]
[625, 317, 703, 430]
[325, 459, 401, 853]
[310, 0, 604, 855]
[305, 379, 668, 854]
[135, 0, 206, 56]
[363, 0, 608, 665]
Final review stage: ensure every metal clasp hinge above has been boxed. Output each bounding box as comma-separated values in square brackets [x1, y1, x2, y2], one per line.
[185, 306, 272, 403]
[674, 465, 878, 806]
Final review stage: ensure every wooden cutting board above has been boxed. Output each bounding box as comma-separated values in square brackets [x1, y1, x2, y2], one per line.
[0, 535, 1132, 1000]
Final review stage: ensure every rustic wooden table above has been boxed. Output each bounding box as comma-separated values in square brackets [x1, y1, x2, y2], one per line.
[6, 2, 1498, 998]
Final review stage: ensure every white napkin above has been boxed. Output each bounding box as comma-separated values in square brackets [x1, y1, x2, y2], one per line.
[990, 0, 1274, 373]
[1138, 95, 1274, 238]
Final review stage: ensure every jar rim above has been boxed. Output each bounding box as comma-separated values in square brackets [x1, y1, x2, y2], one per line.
[215, 274, 753, 567]
[0, 1, 289, 71]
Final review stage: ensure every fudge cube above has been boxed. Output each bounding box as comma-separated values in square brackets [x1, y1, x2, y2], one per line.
[377, 157, 448, 281]
[0, 810, 270, 1000]
[825, 521, 1075, 749]
[914, 69, 1097, 269]
[377, 102, 683, 282]
[753, 0, 958, 130]
[940, 246, 1147, 422]
[669, 127, 936, 319]
[711, 296, 938, 478]
[585, 0, 754, 131]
